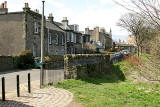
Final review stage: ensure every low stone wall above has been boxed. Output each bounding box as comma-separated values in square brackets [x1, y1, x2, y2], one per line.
[44, 61, 64, 70]
[64, 54, 110, 79]
[44, 69, 64, 85]
[0, 56, 14, 72]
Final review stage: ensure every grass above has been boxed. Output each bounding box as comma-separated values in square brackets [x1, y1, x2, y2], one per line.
[54, 54, 160, 107]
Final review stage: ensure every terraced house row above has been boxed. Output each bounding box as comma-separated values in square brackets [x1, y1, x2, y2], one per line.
[0, 2, 112, 56]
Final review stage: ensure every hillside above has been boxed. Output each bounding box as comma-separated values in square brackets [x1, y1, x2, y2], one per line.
[117, 54, 160, 83]
[54, 54, 160, 107]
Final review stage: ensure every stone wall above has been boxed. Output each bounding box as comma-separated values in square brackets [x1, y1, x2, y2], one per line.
[0, 13, 26, 56]
[0, 56, 14, 72]
[64, 54, 110, 79]
[44, 69, 64, 85]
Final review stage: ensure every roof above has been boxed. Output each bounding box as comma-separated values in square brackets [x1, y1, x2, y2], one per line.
[46, 21, 65, 32]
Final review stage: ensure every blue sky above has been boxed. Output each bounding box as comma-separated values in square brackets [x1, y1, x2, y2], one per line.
[5, 0, 129, 41]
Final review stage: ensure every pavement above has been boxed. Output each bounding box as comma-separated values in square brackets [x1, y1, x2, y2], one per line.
[0, 70, 74, 107]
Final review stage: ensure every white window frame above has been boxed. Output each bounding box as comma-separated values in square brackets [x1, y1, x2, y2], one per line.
[62, 35, 64, 45]
[71, 33, 74, 42]
[56, 34, 58, 45]
[34, 22, 39, 34]
[67, 33, 70, 42]
[74, 34, 76, 43]
[80, 36, 83, 44]
[49, 33, 52, 45]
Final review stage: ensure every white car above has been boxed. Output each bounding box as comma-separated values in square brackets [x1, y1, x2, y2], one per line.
[120, 50, 130, 55]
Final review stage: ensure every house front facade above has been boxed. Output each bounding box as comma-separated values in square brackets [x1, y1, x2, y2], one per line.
[0, 2, 46, 56]
[85, 27, 112, 50]
[0, 2, 65, 56]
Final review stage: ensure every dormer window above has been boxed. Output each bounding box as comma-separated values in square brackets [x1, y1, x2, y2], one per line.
[34, 22, 39, 34]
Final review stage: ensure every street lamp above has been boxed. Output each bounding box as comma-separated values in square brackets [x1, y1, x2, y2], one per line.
[40, 0, 45, 88]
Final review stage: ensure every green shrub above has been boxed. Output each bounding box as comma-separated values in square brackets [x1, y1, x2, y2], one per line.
[44, 55, 64, 63]
[17, 50, 34, 69]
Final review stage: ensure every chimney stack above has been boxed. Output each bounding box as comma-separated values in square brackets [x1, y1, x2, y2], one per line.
[4, 1, 7, 8]
[25, 3, 29, 8]
[48, 13, 54, 23]
[0, 1, 8, 14]
[1, 3, 4, 8]
[62, 17, 69, 27]
[85, 28, 89, 34]
[23, 3, 30, 12]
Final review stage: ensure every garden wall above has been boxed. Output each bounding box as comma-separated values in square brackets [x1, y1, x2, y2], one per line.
[0, 56, 14, 72]
[64, 54, 111, 79]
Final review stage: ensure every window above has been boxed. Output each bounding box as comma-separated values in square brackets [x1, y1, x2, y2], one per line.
[56, 34, 58, 45]
[62, 35, 64, 45]
[80, 36, 83, 44]
[74, 34, 76, 43]
[48, 33, 52, 45]
[34, 22, 39, 33]
[67, 33, 70, 42]
[71, 33, 74, 42]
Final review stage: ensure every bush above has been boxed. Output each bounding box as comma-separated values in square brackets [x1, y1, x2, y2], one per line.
[44, 55, 64, 63]
[17, 50, 34, 69]
[125, 56, 142, 66]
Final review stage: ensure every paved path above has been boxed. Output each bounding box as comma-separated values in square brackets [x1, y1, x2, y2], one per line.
[0, 70, 74, 107]
[0, 87, 73, 107]
[0, 69, 40, 94]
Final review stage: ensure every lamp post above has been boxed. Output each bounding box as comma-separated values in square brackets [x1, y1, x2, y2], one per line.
[40, 1, 45, 88]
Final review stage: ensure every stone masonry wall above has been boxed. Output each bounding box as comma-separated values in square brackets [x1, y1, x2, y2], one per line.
[0, 56, 14, 72]
[0, 13, 26, 56]
[64, 54, 110, 79]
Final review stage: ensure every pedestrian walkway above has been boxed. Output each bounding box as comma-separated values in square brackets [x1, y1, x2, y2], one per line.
[0, 80, 73, 107]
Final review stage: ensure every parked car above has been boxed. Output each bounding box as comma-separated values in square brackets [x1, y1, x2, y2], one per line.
[34, 57, 41, 68]
[120, 50, 130, 56]
[113, 52, 122, 57]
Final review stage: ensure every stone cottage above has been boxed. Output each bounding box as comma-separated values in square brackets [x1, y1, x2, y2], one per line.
[0, 2, 65, 56]
[55, 17, 83, 54]
[46, 14, 65, 56]
[85, 27, 112, 50]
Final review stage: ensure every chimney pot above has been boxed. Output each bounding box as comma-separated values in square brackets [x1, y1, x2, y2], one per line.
[49, 13, 53, 17]
[48, 13, 54, 23]
[25, 3, 29, 8]
[4, 1, 7, 8]
[63, 17, 67, 20]
[1, 3, 4, 8]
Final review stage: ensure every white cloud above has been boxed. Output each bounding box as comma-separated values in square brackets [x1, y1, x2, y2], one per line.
[47, 0, 65, 8]
[69, 2, 128, 40]
[99, 0, 115, 5]
[4, 0, 129, 40]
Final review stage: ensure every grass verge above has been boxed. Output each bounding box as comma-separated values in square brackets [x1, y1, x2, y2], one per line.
[54, 54, 160, 107]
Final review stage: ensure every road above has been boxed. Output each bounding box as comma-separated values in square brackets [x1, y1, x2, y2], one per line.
[0, 69, 40, 94]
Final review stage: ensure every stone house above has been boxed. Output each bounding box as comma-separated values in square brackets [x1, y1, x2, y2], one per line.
[0, 2, 65, 56]
[126, 35, 136, 46]
[0, 2, 43, 56]
[46, 14, 65, 56]
[85, 27, 112, 50]
[55, 17, 83, 54]
[83, 34, 90, 43]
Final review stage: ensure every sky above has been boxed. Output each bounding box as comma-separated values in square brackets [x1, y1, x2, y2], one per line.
[5, 0, 130, 41]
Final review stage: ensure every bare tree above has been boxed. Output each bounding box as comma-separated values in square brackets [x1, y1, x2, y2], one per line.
[117, 13, 148, 56]
[114, 0, 160, 29]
